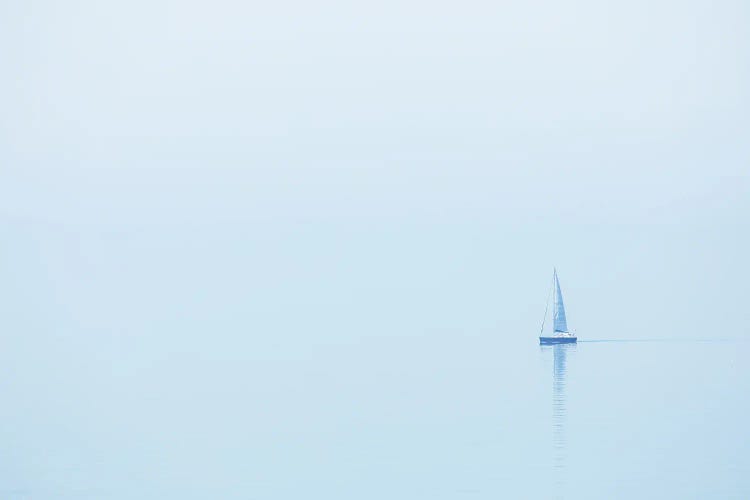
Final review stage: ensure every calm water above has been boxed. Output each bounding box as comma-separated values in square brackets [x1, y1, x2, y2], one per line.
[1, 331, 748, 499]
[541, 339, 749, 499]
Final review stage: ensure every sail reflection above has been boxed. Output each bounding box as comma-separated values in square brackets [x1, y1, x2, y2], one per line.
[542, 343, 576, 486]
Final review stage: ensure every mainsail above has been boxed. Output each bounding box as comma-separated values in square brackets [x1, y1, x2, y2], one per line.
[552, 270, 568, 333]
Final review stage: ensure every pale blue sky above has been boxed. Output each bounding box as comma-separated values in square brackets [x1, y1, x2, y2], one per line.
[3, 0, 748, 338]
[1, 0, 749, 497]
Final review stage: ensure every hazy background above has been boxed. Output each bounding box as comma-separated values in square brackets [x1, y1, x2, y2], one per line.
[1, 0, 749, 498]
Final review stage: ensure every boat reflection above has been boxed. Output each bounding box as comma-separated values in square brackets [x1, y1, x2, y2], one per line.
[542, 343, 576, 488]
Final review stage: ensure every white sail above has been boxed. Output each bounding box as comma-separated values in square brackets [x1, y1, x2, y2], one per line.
[552, 270, 568, 333]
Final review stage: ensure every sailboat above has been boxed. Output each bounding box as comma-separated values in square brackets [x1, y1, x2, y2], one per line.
[540, 269, 577, 344]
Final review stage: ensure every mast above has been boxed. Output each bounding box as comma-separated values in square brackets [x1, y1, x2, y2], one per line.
[540, 273, 554, 336]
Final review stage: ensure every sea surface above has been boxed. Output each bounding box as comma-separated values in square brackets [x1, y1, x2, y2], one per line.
[0, 330, 748, 499]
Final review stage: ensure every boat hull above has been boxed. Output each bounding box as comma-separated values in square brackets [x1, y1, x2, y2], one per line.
[539, 336, 577, 345]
